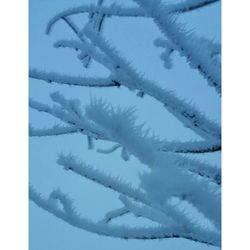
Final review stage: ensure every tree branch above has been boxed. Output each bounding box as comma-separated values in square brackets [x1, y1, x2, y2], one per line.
[133, 0, 221, 94]
[29, 124, 80, 137]
[29, 68, 117, 87]
[29, 185, 220, 246]
[83, 27, 221, 140]
[102, 207, 129, 223]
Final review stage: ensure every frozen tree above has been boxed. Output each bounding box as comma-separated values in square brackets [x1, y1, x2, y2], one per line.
[29, 0, 221, 248]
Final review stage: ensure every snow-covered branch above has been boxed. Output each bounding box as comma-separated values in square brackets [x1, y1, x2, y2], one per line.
[29, 185, 219, 245]
[102, 206, 129, 223]
[29, 124, 80, 137]
[168, 0, 219, 13]
[159, 139, 221, 154]
[46, 0, 220, 35]
[84, 100, 221, 228]
[133, 0, 221, 94]
[57, 154, 149, 204]
[30, 94, 220, 185]
[30, 1, 221, 246]
[60, 3, 105, 68]
[30, 68, 117, 87]
[29, 96, 107, 140]
[119, 195, 177, 227]
[83, 27, 220, 140]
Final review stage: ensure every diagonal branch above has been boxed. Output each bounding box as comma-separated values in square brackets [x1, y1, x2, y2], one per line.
[83, 27, 221, 140]
[57, 154, 149, 204]
[29, 185, 220, 246]
[168, 0, 220, 13]
[101, 207, 129, 223]
[29, 68, 117, 87]
[133, 0, 221, 94]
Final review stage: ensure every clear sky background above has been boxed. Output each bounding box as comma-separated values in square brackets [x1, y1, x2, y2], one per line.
[29, 0, 221, 249]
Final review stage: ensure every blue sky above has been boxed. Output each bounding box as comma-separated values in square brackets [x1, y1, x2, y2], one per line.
[29, 0, 221, 249]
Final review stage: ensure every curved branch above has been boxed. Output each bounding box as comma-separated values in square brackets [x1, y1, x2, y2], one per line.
[46, 5, 146, 34]
[60, 0, 106, 68]
[29, 185, 220, 246]
[46, 1, 220, 34]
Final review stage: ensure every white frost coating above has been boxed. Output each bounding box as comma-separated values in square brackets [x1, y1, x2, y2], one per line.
[57, 153, 149, 204]
[46, 5, 147, 34]
[159, 139, 221, 153]
[54, 39, 117, 73]
[30, 1, 221, 245]
[29, 124, 79, 137]
[154, 38, 175, 69]
[29, 96, 108, 140]
[176, 156, 221, 185]
[83, 27, 220, 140]
[30, 68, 116, 87]
[85, 100, 221, 228]
[97, 144, 121, 154]
[46, 1, 219, 34]
[133, 0, 221, 94]
[102, 207, 129, 223]
[85, 99, 220, 183]
[29, 185, 220, 245]
[167, 0, 219, 13]
[31, 94, 220, 184]
[119, 195, 179, 228]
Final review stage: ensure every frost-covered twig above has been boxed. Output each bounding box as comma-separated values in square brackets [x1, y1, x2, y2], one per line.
[97, 143, 121, 154]
[119, 195, 177, 227]
[51, 0, 106, 68]
[85, 101, 221, 228]
[168, 0, 219, 13]
[133, 0, 221, 94]
[30, 94, 220, 185]
[159, 140, 221, 154]
[46, 0, 220, 35]
[29, 124, 80, 137]
[57, 154, 149, 204]
[102, 206, 129, 223]
[177, 156, 221, 185]
[29, 97, 107, 140]
[83, 27, 220, 140]
[29, 68, 117, 87]
[29, 185, 219, 245]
